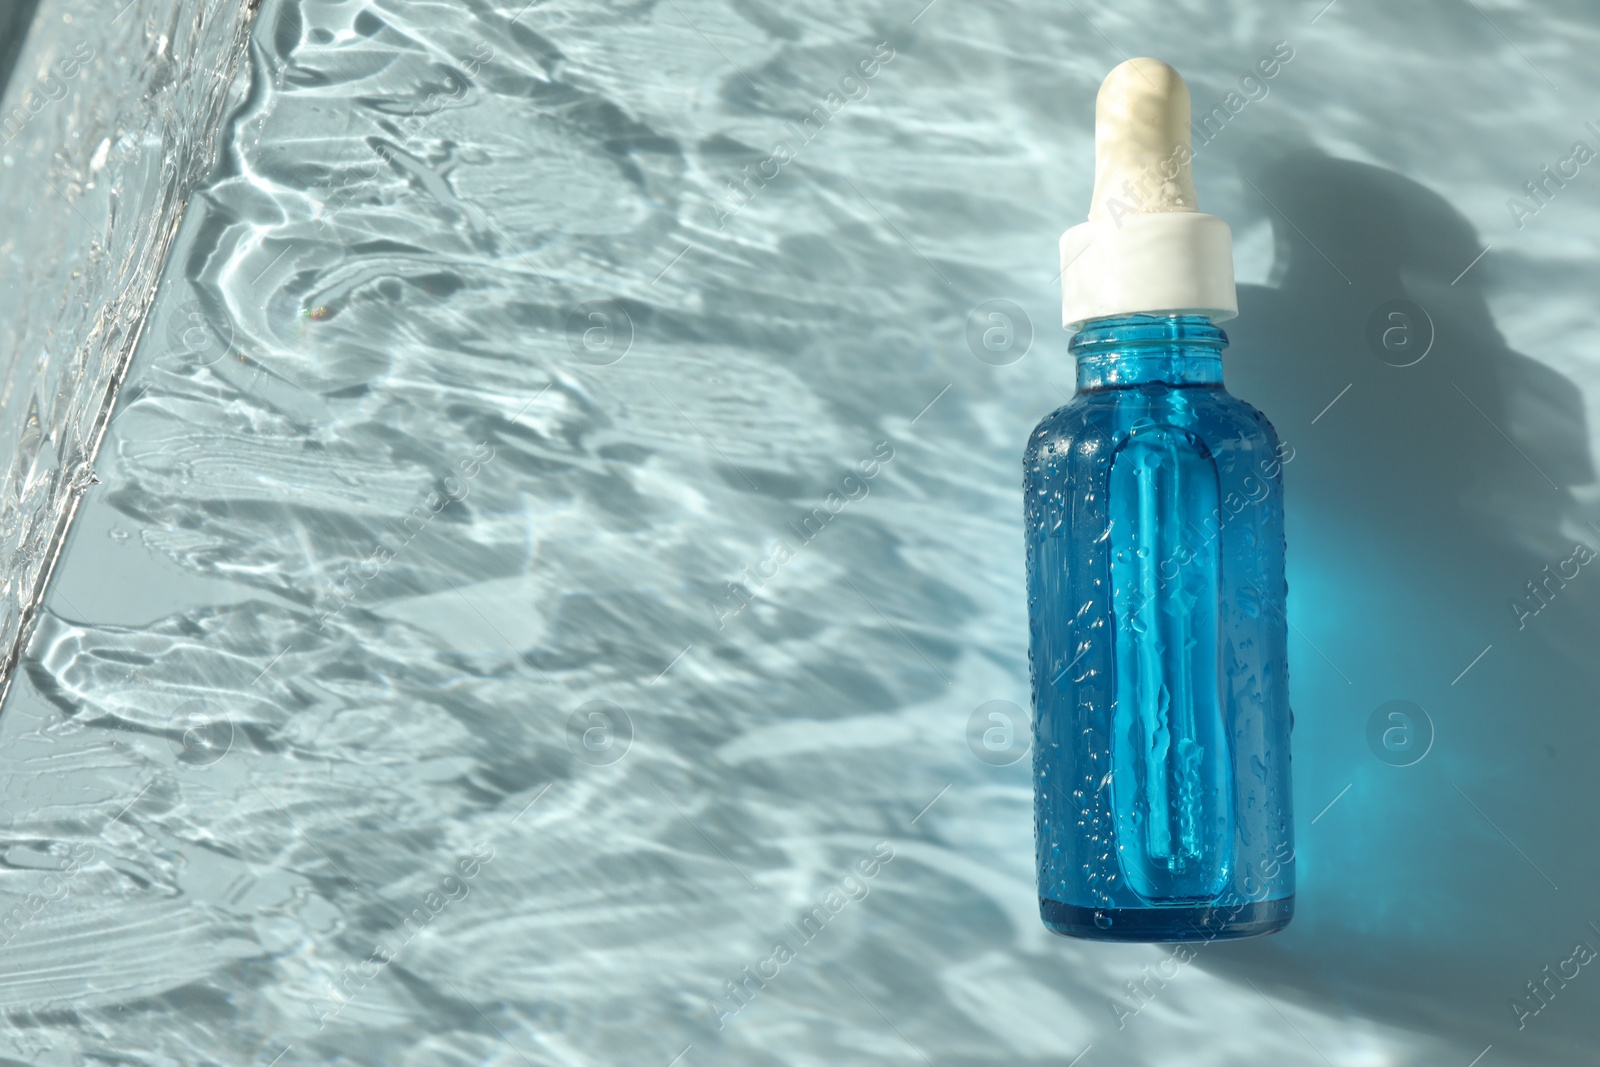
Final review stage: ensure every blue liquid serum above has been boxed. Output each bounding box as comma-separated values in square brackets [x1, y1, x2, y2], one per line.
[1026, 59, 1293, 941]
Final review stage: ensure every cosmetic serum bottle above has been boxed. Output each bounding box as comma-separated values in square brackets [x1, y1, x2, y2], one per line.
[1025, 59, 1294, 941]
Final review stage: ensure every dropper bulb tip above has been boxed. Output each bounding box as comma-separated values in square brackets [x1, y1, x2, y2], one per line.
[1088, 58, 1198, 221]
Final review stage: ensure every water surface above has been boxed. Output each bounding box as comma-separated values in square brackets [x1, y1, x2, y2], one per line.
[4, 0, 1600, 1063]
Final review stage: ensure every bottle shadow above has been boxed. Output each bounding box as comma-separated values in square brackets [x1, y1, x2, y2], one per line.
[0, 1, 40, 104]
[1197, 150, 1600, 1061]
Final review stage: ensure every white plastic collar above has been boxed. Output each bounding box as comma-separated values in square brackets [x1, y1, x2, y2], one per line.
[1060, 211, 1238, 330]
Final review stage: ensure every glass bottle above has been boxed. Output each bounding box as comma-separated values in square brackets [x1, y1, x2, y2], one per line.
[1026, 313, 1294, 941]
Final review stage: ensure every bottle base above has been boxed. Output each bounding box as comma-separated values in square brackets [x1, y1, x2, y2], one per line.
[1039, 895, 1293, 942]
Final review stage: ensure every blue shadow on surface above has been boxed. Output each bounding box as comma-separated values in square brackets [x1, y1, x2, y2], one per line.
[0, 1, 40, 103]
[1191, 149, 1600, 1060]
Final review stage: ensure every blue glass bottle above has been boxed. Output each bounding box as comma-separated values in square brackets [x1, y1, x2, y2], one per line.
[1026, 314, 1294, 941]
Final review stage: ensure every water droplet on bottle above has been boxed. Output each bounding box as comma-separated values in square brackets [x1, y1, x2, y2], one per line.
[1093, 910, 1113, 929]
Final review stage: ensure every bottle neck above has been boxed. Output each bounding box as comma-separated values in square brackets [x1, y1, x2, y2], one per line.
[1069, 314, 1227, 390]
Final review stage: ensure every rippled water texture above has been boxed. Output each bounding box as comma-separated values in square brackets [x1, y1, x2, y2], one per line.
[0, 0, 253, 692]
[3, 0, 1600, 1063]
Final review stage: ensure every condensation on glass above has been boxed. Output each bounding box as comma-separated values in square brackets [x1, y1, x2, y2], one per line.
[1026, 314, 1294, 942]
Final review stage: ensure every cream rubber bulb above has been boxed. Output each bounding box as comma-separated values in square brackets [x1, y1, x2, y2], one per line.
[1088, 58, 1198, 221]
[1060, 59, 1236, 329]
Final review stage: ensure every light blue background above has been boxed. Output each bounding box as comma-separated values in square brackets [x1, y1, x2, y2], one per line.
[2, 0, 1598, 1063]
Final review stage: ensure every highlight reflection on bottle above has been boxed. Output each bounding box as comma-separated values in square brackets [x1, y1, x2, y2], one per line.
[1026, 59, 1294, 942]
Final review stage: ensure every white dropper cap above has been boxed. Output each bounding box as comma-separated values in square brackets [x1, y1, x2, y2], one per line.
[1060, 58, 1238, 330]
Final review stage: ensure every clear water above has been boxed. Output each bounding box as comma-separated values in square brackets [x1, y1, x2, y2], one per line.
[1, 0, 1600, 1064]
[0, 0, 253, 690]
[1027, 316, 1292, 939]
